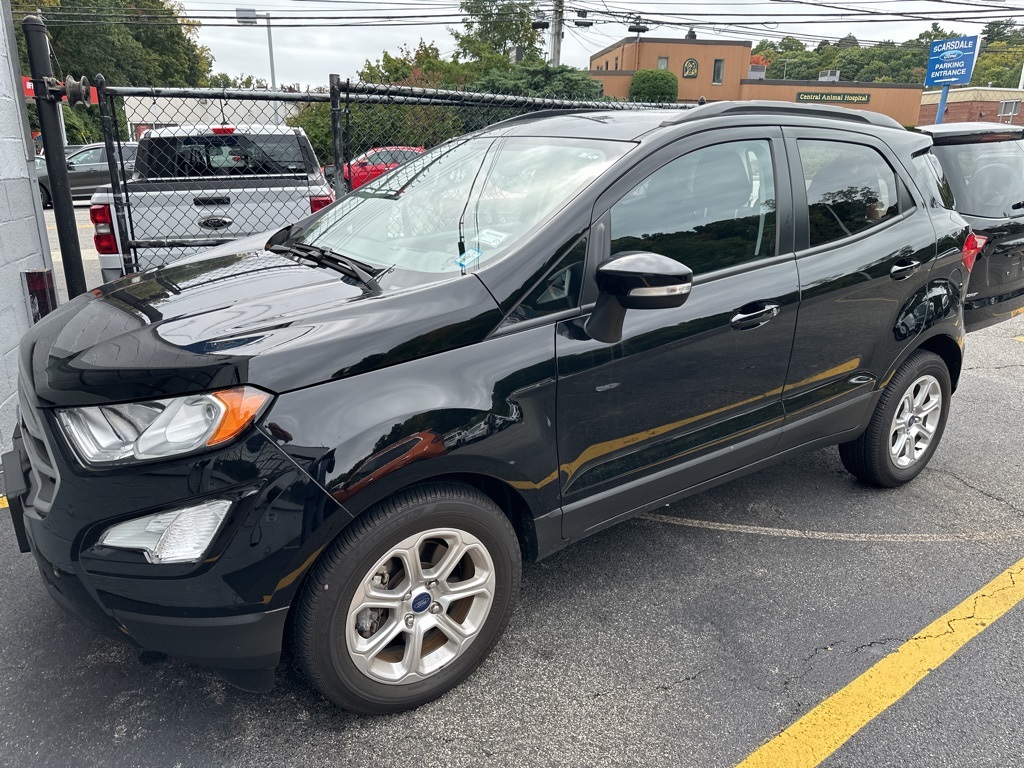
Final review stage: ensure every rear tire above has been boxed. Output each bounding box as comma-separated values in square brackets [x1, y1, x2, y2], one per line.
[294, 482, 521, 714]
[39, 185, 51, 209]
[839, 350, 951, 487]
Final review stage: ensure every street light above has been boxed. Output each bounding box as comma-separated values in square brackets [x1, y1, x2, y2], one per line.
[236, 8, 277, 90]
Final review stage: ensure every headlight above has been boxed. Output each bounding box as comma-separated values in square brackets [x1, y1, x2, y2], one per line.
[99, 499, 232, 563]
[57, 386, 271, 466]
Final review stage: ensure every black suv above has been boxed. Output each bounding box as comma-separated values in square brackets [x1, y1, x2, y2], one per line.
[5, 102, 974, 714]
[917, 122, 1024, 331]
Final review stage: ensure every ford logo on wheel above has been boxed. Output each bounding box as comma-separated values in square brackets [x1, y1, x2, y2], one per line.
[939, 51, 964, 61]
[198, 215, 233, 230]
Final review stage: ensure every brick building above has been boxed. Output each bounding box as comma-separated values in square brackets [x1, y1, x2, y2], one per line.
[588, 36, 923, 126]
[918, 87, 1024, 126]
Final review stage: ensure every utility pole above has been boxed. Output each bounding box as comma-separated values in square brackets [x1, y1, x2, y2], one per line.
[549, 0, 564, 66]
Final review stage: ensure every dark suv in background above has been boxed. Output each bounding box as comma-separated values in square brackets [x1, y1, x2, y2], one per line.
[6, 102, 975, 714]
[919, 122, 1024, 330]
[36, 142, 137, 208]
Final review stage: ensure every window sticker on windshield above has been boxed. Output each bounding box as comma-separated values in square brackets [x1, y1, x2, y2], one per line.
[456, 248, 484, 269]
[476, 229, 510, 248]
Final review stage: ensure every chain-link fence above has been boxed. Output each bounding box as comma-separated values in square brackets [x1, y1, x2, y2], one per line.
[96, 78, 693, 273]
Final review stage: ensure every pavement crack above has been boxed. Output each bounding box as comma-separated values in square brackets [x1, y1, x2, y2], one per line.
[923, 467, 1024, 515]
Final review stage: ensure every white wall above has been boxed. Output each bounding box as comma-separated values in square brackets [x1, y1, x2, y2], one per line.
[0, 5, 51, 453]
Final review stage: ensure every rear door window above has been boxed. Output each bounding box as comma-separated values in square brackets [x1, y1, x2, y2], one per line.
[797, 139, 901, 247]
[142, 133, 307, 178]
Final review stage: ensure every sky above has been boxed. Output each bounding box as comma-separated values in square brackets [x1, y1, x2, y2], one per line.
[178, 0, 1019, 88]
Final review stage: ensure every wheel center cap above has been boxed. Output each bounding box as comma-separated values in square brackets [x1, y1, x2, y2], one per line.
[411, 592, 432, 613]
[908, 415, 918, 426]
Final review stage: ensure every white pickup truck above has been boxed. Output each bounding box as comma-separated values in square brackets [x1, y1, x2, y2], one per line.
[90, 123, 333, 282]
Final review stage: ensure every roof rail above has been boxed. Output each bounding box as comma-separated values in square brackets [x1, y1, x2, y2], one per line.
[487, 109, 618, 129]
[661, 100, 904, 130]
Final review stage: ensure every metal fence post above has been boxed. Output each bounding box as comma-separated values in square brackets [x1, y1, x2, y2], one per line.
[96, 75, 133, 277]
[21, 14, 87, 298]
[329, 74, 346, 197]
[343, 79, 352, 193]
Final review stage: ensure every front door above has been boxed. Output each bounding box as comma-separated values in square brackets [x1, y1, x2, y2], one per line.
[556, 129, 800, 541]
[65, 146, 107, 197]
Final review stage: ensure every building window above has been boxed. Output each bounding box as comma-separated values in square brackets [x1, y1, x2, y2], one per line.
[614, 56, 619, 70]
[999, 100, 1021, 120]
[713, 59, 725, 85]
[605, 59, 609, 70]
[657, 57, 669, 70]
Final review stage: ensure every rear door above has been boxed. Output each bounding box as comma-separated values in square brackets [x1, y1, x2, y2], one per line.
[128, 129, 320, 268]
[556, 128, 801, 540]
[777, 128, 939, 450]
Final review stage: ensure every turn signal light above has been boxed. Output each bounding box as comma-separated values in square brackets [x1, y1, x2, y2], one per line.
[961, 232, 987, 273]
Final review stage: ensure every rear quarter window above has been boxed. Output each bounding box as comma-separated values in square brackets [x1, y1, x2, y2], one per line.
[913, 153, 955, 210]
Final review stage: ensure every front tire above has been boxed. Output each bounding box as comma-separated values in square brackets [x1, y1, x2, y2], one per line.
[39, 184, 51, 209]
[839, 350, 951, 487]
[294, 482, 521, 714]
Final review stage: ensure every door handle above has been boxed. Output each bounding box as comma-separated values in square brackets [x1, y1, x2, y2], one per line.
[730, 302, 781, 331]
[890, 259, 921, 280]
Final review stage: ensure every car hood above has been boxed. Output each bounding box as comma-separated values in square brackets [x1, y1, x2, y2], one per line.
[22, 246, 503, 407]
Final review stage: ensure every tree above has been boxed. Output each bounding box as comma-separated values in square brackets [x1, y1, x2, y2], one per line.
[779, 36, 807, 53]
[17, 0, 212, 87]
[451, 0, 542, 66]
[474, 60, 602, 99]
[981, 20, 1023, 44]
[628, 70, 678, 103]
[361, 41, 471, 87]
[836, 33, 860, 49]
[974, 41, 1023, 88]
[750, 53, 771, 68]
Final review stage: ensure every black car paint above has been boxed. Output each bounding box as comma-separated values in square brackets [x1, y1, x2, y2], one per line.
[7, 106, 971, 691]
[918, 123, 1024, 331]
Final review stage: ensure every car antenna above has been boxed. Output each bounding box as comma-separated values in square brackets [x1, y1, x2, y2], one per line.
[456, 140, 495, 277]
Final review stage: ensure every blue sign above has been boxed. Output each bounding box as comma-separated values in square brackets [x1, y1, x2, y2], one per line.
[925, 36, 980, 87]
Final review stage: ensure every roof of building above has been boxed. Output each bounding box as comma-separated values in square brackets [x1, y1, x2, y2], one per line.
[921, 86, 1024, 104]
[589, 37, 752, 61]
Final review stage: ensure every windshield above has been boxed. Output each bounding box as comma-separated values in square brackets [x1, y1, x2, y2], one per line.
[299, 136, 630, 282]
[931, 139, 1024, 218]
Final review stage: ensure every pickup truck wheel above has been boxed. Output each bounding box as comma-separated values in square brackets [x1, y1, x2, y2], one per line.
[839, 350, 951, 488]
[39, 185, 50, 209]
[295, 482, 521, 714]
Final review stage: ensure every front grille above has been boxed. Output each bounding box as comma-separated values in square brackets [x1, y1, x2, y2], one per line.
[17, 370, 60, 517]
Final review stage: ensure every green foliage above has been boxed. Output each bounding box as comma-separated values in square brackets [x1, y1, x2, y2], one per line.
[473, 61, 602, 99]
[17, 0, 212, 87]
[360, 41, 473, 87]
[974, 41, 1023, 87]
[628, 69, 678, 103]
[451, 0, 542, 66]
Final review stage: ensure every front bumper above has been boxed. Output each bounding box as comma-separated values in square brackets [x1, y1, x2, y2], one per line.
[3, 416, 338, 692]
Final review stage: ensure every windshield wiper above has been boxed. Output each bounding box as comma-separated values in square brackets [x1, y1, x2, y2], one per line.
[268, 242, 382, 295]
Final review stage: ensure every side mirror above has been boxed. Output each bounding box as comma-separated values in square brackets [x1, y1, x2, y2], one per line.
[66, 161, 75, 170]
[585, 251, 693, 344]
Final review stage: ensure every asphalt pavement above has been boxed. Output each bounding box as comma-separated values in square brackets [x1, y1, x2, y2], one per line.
[1, 316, 1022, 768]
[45, 203, 103, 302]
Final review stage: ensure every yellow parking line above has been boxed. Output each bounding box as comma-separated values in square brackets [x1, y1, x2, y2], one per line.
[1015, 336, 1024, 343]
[736, 556, 1024, 768]
[0, 496, 7, 509]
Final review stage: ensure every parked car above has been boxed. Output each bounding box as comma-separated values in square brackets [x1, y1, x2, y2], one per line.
[918, 122, 1024, 331]
[7, 102, 975, 714]
[36, 142, 137, 208]
[89, 124, 332, 281]
[341, 145, 425, 189]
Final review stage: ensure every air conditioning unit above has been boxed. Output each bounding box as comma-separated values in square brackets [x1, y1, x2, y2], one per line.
[748, 65, 767, 80]
[819, 70, 840, 82]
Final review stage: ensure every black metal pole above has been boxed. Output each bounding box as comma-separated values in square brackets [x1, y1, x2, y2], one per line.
[343, 78, 352, 193]
[22, 14, 87, 298]
[329, 74, 346, 198]
[95, 76, 133, 277]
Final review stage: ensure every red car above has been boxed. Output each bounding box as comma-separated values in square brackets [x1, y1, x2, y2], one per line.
[342, 146, 425, 189]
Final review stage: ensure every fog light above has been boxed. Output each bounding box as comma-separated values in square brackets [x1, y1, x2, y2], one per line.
[99, 500, 232, 564]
